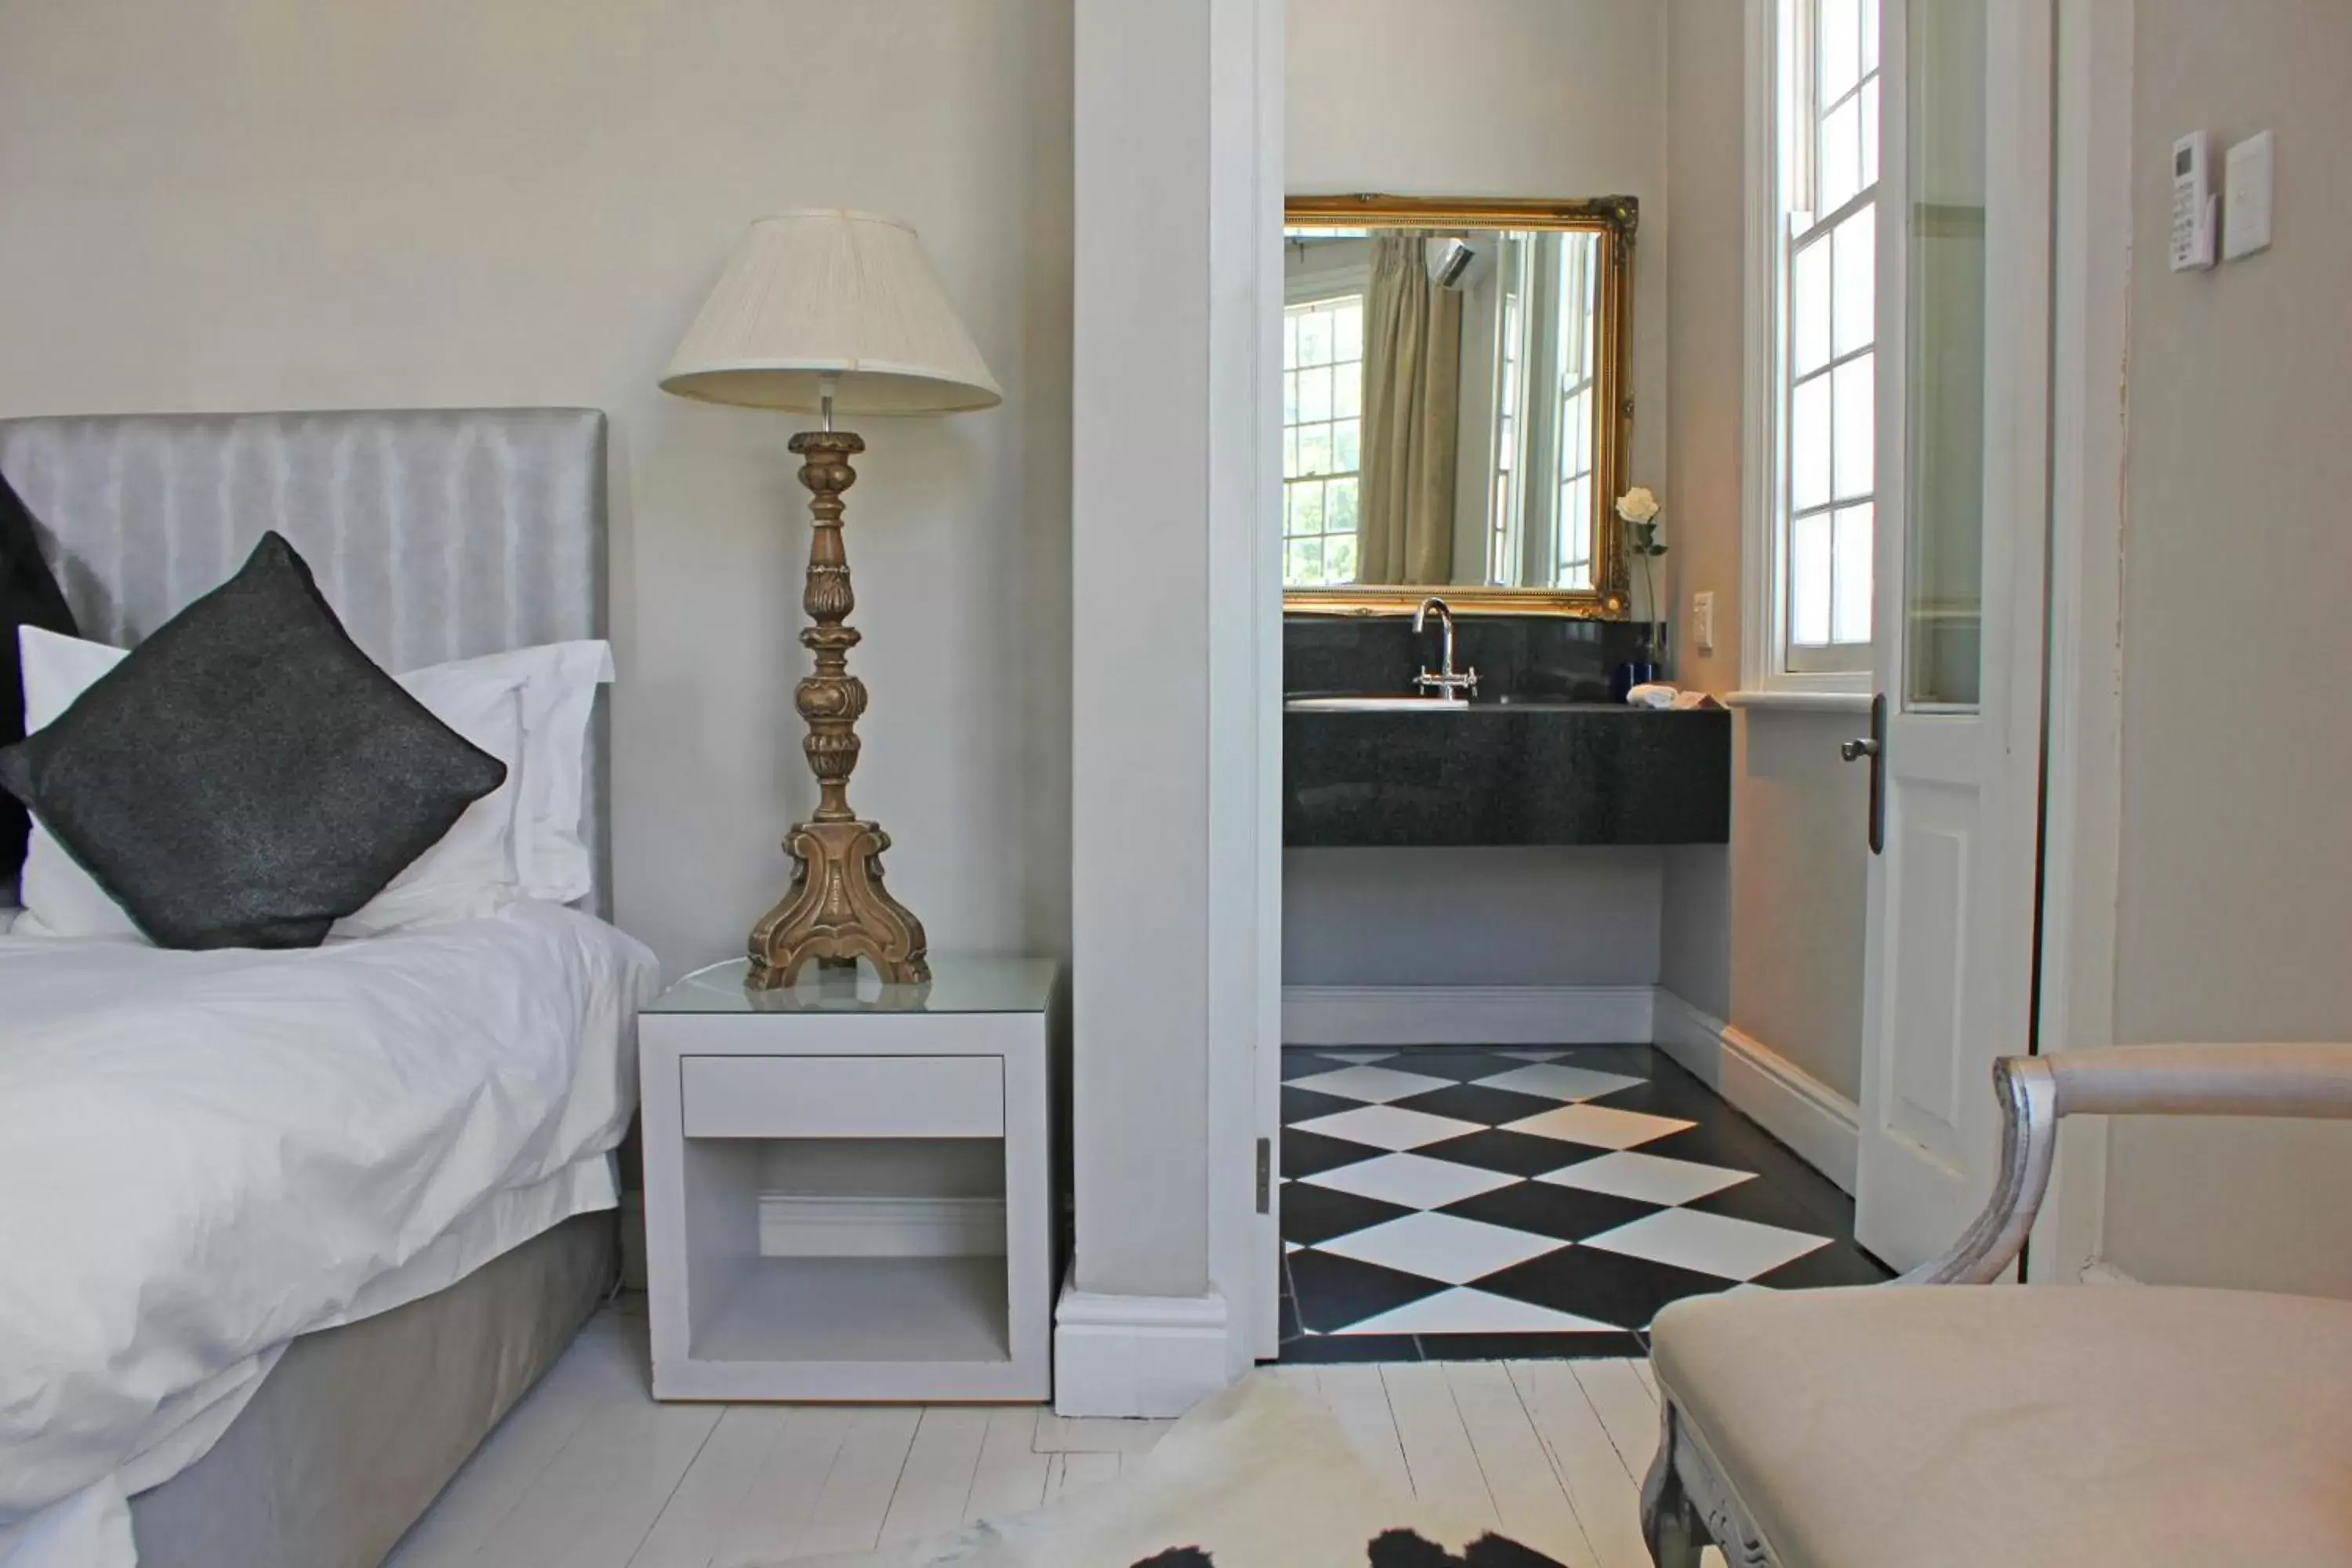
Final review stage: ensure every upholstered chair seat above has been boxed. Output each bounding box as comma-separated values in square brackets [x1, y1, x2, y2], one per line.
[1650, 1283, 2352, 1566]
[1639, 1045, 2352, 1566]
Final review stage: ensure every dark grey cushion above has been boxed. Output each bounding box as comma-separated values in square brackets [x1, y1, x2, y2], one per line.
[0, 532, 506, 949]
[2, 467, 79, 880]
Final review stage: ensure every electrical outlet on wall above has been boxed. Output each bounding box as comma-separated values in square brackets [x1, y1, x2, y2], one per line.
[1692, 590, 1716, 654]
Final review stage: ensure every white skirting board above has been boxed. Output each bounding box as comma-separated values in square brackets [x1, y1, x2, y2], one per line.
[1280, 985, 1657, 1046]
[1052, 1279, 1232, 1417]
[1651, 990, 1860, 1193]
[757, 1195, 1007, 1259]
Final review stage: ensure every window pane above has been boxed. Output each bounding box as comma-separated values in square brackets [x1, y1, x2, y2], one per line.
[1298, 365, 1331, 422]
[1293, 482, 1324, 534]
[1557, 388, 1586, 476]
[1334, 361, 1361, 419]
[1833, 351, 1875, 500]
[1791, 510, 1833, 646]
[1832, 205, 1875, 357]
[1820, 0, 1861, 104]
[1833, 503, 1874, 643]
[1297, 422, 1332, 477]
[1285, 539, 1312, 582]
[1283, 427, 1299, 479]
[1793, 235, 1831, 376]
[1296, 537, 1325, 583]
[1297, 308, 1332, 366]
[1326, 534, 1357, 583]
[1792, 372, 1832, 512]
[1820, 93, 1861, 214]
[1334, 418, 1359, 473]
[1333, 301, 1363, 362]
[1559, 477, 1591, 586]
[1860, 76, 1882, 190]
[1861, 0, 1880, 75]
[1328, 477, 1359, 535]
[1283, 312, 1298, 368]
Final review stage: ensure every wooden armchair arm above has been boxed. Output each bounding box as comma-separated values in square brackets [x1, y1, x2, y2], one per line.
[1899, 1044, 2352, 1285]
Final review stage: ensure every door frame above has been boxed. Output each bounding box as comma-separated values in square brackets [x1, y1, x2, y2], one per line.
[2025, 0, 2133, 1283]
[1227, 0, 2134, 1325]
[1240, 0, 1288, 1358]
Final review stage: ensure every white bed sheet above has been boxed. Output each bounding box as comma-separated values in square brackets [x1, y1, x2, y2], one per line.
[0, 901, 659, 1567]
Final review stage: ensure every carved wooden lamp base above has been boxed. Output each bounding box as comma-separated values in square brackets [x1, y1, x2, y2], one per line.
[747, 819, 929, 987]
[743, 429, 932, 990]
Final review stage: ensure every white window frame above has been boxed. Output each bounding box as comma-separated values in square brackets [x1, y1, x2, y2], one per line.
[1740, 0, 1892, 702]
[1488, 240, 1530, 586]
[1488, 233, 1603, 593]
[1552, 234, 1600, 590]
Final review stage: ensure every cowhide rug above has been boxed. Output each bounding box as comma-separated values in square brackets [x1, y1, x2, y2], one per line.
[771, 1376, 1570, 1568]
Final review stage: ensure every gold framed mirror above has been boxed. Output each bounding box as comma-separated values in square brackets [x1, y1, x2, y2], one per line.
[1280, 194, 1638, 618]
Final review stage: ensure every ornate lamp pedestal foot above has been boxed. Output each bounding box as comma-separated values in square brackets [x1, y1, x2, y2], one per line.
[747, 819, 928, 987]
[743, 429, 932, 991]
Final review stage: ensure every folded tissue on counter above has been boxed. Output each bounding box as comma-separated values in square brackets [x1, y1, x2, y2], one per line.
[1627, 683, 1726, 711]
[1626, 682, 1678, 710]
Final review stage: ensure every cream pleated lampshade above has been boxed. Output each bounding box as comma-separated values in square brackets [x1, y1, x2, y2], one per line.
[660, 209, 1003, 416]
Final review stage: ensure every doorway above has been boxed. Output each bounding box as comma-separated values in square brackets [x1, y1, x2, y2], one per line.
[1257, 0, 2070, 1355]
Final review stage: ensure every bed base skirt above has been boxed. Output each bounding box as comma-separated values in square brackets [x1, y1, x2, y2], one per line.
[128, 1210, 619, 1568]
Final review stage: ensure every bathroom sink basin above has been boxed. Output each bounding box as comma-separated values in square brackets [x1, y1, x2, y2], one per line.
[1284, 695, 1468, 713]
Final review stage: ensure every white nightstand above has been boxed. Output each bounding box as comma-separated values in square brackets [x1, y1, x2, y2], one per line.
[639, 956, 1057, 1402]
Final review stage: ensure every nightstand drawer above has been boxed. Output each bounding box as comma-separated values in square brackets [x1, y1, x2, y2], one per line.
[679, 1054, 1004, 1139]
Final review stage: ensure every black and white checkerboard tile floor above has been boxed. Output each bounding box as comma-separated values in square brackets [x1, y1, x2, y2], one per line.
[1277, 1044, 1891, 1363]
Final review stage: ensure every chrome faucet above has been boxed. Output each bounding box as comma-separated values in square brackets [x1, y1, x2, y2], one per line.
[1412, 596, 1479, 702]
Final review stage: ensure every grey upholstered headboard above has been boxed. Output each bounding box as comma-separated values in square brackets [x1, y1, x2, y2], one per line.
[0, 408, 612, 916]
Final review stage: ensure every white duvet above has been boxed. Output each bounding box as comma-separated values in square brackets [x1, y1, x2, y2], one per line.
[0, 901, 659, 1566]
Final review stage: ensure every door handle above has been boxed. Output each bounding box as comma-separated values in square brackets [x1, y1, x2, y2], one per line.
[1842, 695, 1888, 855]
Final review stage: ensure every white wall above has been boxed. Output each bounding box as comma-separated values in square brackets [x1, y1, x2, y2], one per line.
[1069, 0, 1214, 1306]
[0, 0, 1074, 979]
[1286, 848, 1662, 985]
[1061, 0, 1279, 1406]
[1284, 0, 1676, 999]
[1653, 0, 1871, 1103]
[2094, 0, 2352, 1298]
[1288, 0, 1668, 521]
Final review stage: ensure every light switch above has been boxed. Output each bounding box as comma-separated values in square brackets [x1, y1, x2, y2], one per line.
[1692, 590, 1716, 654]
[2224, 131, 2274, 260]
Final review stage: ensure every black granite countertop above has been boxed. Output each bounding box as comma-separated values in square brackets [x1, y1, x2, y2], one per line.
[1283, 699, 1730, 848]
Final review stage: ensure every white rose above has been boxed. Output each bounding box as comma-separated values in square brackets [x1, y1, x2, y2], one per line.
[1617, 487, 1661, 524]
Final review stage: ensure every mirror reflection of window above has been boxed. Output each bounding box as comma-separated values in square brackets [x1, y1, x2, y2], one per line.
[1280, 223, 1608, 596]
[1281, 238, 1367, 587]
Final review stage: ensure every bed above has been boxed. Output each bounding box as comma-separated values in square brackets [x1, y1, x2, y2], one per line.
[0, 409, 652, 1568]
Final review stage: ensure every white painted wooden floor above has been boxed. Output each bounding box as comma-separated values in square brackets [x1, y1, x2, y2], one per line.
[387, 1298, 1715, 1568]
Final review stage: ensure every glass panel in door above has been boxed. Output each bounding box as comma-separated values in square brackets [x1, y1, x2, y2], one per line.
[1903, 0, 1987, 708]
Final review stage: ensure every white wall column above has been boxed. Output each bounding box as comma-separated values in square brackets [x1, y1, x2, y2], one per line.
[1061, 0, 1280, 1414]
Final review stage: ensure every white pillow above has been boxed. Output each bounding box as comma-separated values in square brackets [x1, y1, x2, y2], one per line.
[9, 627, 597, 940]
[422, 641, 612, 903]
[330, 664, 529, 937]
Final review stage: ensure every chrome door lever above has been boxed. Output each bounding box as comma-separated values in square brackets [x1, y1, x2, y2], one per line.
[1843, 695, 1888, 854]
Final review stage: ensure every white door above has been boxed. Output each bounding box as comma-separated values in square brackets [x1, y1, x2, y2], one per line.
[1852, 0, 2053, 1269]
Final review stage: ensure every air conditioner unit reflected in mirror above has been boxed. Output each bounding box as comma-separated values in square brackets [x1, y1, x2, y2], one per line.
[1427, 237, 1487, 291]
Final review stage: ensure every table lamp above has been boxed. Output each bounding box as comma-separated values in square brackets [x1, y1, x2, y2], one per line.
[661, 209, 1000, 988]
